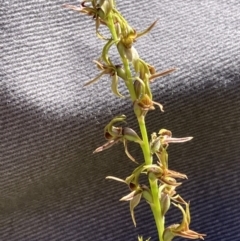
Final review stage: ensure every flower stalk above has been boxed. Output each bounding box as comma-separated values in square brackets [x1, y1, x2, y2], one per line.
[64, 1, 205, 240]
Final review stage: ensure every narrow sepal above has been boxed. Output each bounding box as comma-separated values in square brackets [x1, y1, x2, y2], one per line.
[129, 192, 142, 227]
[149, 68, 177, 82]
[84, 71, 106, 86]
[123, 139, 138, 163]
[136, 19, 158, 39]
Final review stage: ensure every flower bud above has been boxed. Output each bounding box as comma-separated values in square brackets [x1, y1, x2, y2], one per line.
[134, 78, 145, 99]
[142, 185, 153, 204]
[160, 193, 171, 216]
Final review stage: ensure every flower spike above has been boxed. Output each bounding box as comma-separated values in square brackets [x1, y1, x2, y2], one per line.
[65, 2, 205, 240]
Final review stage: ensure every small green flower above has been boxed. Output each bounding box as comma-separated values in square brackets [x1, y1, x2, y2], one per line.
[120, 20, 158, 49]
[150, 129, 193, 169]
[106, 171, 142, 227]
[106, 165, 153, 227]
[84, 60, 125, 97]
[107, 163, 144, 190]
[163, 203, 206, 241]
[144, 161, 187, 187]
[63, 1, 115, 38]
[93, 115, 143, 163]
[158, 184, 187, 216]
[134, 94, 164, 118]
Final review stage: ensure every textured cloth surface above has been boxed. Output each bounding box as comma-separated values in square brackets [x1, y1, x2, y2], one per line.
[1, 0, 240, 240]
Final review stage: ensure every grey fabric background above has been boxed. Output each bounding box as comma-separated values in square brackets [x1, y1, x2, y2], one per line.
[1, 0, 240, 240]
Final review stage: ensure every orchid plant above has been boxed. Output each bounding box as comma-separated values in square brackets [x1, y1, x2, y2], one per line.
[64, 1, 205, 240]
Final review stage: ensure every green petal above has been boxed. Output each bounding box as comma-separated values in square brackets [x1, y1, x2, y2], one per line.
[150, 136, 161, 154]
[152, 100, 164, 112]
[160, 193, 171, 216]
[111, 73, 124, 97]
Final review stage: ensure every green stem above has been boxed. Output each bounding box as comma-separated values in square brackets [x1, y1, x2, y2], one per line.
[107, 11, 164, 241]
[107, 13, 118, 40]
[138, 116, 164, 241]
[107, 13, 136, 102]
